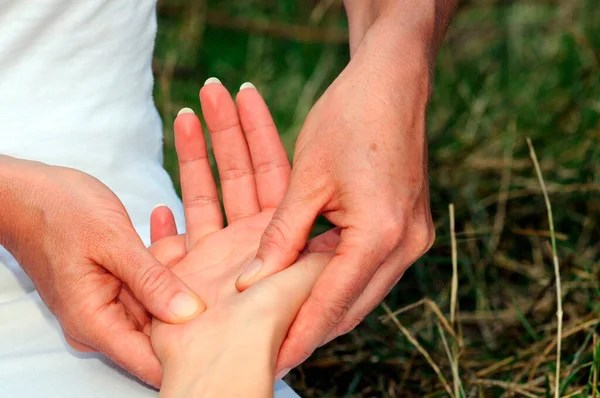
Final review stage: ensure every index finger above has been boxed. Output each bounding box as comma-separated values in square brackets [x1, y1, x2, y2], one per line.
[82, 315, 163, 387]
[276, 231, 386, 368]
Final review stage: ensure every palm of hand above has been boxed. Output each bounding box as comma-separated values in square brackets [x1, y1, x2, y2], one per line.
[146, 82, 297, 362]
[149, 209, 274, 357]
[148, 82, 339, 367]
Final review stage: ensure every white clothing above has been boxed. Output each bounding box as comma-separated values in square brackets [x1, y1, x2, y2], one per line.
[0, 1, 298, 396]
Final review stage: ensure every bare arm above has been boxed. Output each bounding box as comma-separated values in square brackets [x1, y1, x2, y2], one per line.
[0, 154, 202, 386]
[239, 0, 459, 375]
[344, 0, 457, 57]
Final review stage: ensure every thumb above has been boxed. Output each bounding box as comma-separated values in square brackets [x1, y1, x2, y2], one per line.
[236, 179, 327, 291]
[102, 235, 205, 324]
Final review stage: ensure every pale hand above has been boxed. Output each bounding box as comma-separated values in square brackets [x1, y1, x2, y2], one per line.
[146, 82, 337, 397]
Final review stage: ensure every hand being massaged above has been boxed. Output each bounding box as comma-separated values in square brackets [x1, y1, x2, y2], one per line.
[147, 81, 340, 397]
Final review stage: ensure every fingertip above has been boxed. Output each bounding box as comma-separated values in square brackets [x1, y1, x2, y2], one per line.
[151, 204, 172, 221]
[177, 107, 195, 117]
[239, 81, 256, 91]
[204, 77, 222, 86]
[167, 291, 206, 323]
[200, 77, 228, 100]
[274, 368, 291, 382]
[150, 205, 177, 243]
[235, 257, 264, 291]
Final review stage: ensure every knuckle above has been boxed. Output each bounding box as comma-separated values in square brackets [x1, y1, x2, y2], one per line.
[260, 217, 292, 253]
[378, 216, 405, 252]
[185, 194, 220, 209]
[313, 294, 354, 332]
[178, 153, 209, 166]
[219, 167, 254, 182]
[253, 159, 288, 176]
[282, 332, 315, 364]
[412, 221, 436, 255]
[335, 315, 364, 337]
[134, 265, 172, 299]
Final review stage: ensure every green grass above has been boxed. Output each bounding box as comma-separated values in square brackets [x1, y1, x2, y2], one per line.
[154, 1, 600, 396]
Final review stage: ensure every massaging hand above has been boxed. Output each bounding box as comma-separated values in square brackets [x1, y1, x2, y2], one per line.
[236, 25, 436, 374]
[0, 157, 203, 386]
[146, 85, 337, 395]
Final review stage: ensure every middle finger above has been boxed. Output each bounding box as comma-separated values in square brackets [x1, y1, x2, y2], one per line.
[200, 78, 260, 223]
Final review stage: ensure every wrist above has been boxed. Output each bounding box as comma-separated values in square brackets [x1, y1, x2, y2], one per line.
[0, 156, 42, 253]
[159, 321, 279, 398]
[344, 0, 457, 62]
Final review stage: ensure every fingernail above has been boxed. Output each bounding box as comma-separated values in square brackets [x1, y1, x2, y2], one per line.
[177, 107, 195, 116]
[275, 368, 291, 381]
[239, 82, 256, 91]
[204, 77, 222, 86]
[153, 203, 168, 210]
[237, 258, 263, 285]
[169, 292, 201, 319]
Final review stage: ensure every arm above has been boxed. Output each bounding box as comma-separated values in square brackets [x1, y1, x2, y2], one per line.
[344, 0, 457, 57]
[0, 154, 203, 386]
[237, 0, 458, 376]
[0, 155, 34, 253]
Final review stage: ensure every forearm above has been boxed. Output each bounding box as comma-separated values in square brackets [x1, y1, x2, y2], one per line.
[343, 0, 457, 57]
[159, 326, 278, 398]
[0, 155, 40, 254]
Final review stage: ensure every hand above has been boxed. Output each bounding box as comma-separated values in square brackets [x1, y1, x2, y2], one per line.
[145, 82, 336, 397]
[0, 157, 204, 386]
[235, 17, 436, 374]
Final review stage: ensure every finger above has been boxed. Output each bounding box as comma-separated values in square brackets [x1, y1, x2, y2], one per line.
[118, 285, 152, 334]
[324, 233, 428, 343]
[235, 173, 330, 290]
[100, 234, 205, 323]
[91, 322, 163, 387]
[275, 232, 387, 370]
[200, 78, 260, 222]
[248, 251, 334, 334]
[323, 254, 406, 345]
[307, 227, 342, 253]
[174, 108, 223, 247]
[148, 234, 187, 269]
[236, 83, 291, 209]
[150, 205, 178, 244]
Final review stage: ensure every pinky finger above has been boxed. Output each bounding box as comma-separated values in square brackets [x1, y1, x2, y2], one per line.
[150, 205, 178, 244]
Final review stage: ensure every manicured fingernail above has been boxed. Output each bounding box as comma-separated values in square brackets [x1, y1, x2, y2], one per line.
[204, 77, 222, 86]
[169, 292, 201, 319]
[237, 258, 263, 285]
[153, 203, 168, 210]
[239, 82, 256, 91]
[177, 107, 195, 116]
[275, 368, 291, 381]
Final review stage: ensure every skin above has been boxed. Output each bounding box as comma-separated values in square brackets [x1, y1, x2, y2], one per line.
[0, 155, 204, 386]
[236, 0, 458, 375]
[1, 0, 457, 386]
[146, 88, 338, 397]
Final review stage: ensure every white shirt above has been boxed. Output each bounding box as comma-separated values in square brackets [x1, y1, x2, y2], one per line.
[0, 1, 298, 396]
